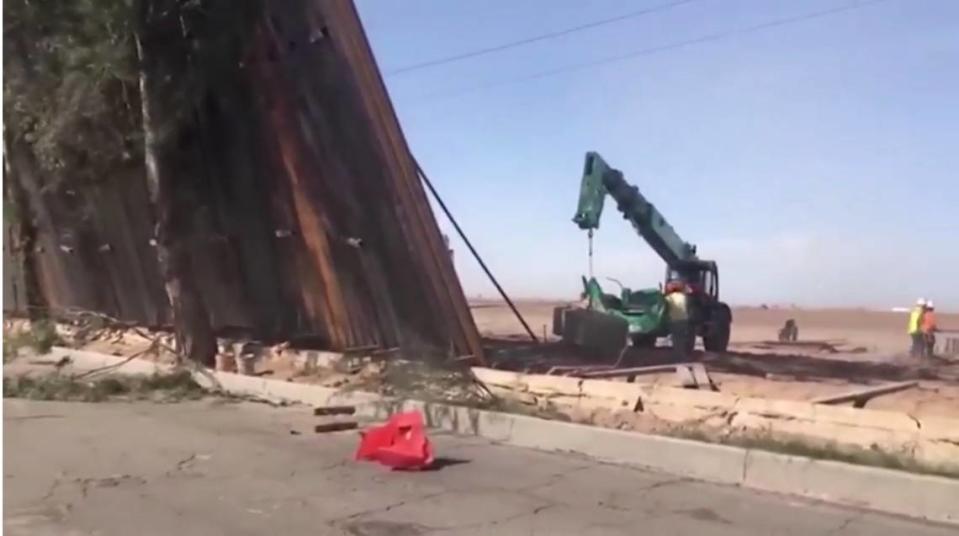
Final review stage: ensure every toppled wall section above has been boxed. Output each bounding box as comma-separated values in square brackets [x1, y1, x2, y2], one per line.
[3, 0, 483, 360]
[472, 367, 959, 472]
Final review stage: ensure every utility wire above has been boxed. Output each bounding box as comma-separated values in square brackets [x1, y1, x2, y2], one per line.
[405, 0, 890, 103]
[385, 0, 702, 76]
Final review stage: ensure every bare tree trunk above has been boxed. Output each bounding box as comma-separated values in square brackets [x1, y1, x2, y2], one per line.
[3, 132, 48, 320]
[4, 36, 52, 321]
[135, 0, 216, 366]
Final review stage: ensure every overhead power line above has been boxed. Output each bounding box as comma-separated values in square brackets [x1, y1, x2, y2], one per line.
[384, 0, 702, 76]
[406, 0, 891, 103]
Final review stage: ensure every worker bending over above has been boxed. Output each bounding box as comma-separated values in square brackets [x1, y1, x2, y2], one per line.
[922, 301, 938, 358]
[908, 298, 926, 357]
[665, 280, 692, 360]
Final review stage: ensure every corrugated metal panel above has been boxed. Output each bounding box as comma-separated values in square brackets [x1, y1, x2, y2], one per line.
[3, 0, 483, 361]
[325, 0, 485, 359]
[4, 139, 170, 324]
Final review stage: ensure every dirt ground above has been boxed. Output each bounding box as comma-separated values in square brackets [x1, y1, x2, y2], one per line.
[10, 303, 958, 420]
[471, 301, 959, 419]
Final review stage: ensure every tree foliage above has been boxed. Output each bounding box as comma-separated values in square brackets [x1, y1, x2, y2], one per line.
[3, 0, 263, 186]
[4, 0, 142, 188]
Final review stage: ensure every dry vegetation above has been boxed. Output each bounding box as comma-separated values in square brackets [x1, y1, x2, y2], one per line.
[3, 371, 204, 403]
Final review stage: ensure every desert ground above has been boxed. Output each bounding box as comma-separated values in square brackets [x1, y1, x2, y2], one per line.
[17, 301, 957, 421]
[471, 301, 959, 419]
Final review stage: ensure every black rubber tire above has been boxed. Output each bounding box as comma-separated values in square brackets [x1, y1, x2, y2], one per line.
[630, 334, 657, 348]
[703, 321, 730, 352]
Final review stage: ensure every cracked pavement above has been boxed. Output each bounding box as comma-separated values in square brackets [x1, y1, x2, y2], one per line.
[4, 398, 955, 535]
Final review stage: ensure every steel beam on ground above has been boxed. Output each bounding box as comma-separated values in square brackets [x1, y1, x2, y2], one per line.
[577, 364, 688, 379]
[812, 381, 918, 408]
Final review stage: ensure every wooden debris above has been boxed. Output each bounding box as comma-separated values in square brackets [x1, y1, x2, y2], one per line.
[313, 405, 356, 416]
[546, 365, 615, 376]
[765, 373, 798, 382]
[671, 363, 716, 390]
[313, 404, 359, 434]
[314, 421, 359, 434]
[675, 365, 698, 388]
[687, 363, 717, 391]
[812, 381, 918, 408]
[214, 353, 237, 373]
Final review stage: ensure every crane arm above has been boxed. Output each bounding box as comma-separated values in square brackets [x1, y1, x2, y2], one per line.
[572, 151, 696, 268]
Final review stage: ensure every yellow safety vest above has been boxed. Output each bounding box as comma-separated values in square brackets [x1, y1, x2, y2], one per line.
[907, 307, 923, 334]
[665, 292, 689, 321]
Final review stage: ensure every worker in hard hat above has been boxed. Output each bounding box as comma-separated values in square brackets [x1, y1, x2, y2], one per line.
[922, 301, 938, 358]
[908, 298, 926, 357]
[665, 280, 692, 360]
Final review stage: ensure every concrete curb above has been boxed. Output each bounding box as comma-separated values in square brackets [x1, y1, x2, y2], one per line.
[45, 348, 959, 525]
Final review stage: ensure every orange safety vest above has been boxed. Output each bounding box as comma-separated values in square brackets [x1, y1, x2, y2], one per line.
[922, 311, 937, 334]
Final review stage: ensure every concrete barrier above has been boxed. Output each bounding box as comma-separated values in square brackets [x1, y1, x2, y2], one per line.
[473, 366, 959, 471]
[743, 450, 959, 524]
[36, 348, 959, 525]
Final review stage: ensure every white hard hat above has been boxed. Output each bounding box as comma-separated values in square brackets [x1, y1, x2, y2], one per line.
[927, 300, 935, 308]
[917, 298, 927, 306]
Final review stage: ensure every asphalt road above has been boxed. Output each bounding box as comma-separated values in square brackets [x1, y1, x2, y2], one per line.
[4, 398, 954, 536]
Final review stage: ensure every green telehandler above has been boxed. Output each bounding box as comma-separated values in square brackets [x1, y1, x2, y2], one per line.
[554, 152, 732, 353]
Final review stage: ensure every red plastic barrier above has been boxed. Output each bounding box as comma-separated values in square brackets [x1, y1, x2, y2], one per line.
[355, 411, 434, 470]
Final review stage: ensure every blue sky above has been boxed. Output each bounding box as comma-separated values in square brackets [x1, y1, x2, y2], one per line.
[355, 0, 958, 309]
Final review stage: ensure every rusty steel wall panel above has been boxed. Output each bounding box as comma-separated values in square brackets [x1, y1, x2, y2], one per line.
[244, 0, 485, 357]
[3, 136, 171, 325]
[318, 0, 484, 358]
[4, 0, 484, 361]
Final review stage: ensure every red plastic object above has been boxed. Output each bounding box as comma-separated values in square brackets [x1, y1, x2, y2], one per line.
[354, 423, 395, 461]
[354, 411, 434, 470]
